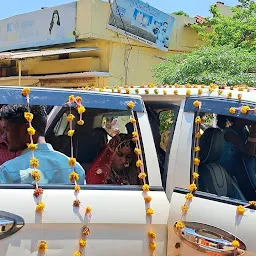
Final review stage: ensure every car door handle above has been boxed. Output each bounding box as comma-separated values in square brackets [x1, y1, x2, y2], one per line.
[0, 211, 24, 240]
[174, 222, 246, 255]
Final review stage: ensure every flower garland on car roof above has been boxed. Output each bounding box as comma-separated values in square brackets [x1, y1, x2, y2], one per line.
[174, 99, 256, 254]
[127, 101, 157, 256]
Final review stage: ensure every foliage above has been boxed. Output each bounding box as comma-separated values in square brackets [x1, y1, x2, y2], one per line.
[159, 111, 174, 135]
[192, 0, 256, 51]
[152, 45, 256, 86]
[172, 11, 189, 17]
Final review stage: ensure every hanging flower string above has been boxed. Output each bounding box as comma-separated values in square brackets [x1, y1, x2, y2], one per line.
[22, 87, 47, 254]
[127, 101, 157, 256]
[66, 95, 92, 256]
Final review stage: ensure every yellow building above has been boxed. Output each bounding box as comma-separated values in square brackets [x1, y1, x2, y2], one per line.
[0, 0, 221, 88]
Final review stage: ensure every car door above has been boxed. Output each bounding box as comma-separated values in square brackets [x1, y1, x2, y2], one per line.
[0, 87, 169, 256]
[165, 97, 256, 256]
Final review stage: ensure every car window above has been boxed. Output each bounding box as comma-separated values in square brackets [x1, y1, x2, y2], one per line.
[191, 111, 256, 202]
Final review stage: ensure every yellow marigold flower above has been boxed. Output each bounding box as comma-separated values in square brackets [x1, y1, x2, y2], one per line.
[236, 205, 245, 215]
[194, 158, 200, 166]
[142, 184, 150, 192]
[186, 89, 191, 96]
[163, 90, 167, 95]
[189, 183, 197, 192]
[36, 202, 45, 212]
[22, 87, 30, 97]
[136, 160, 143, 167]
[186, 83, 191, 88]
[185, 193, 193, 201]
[198, 89, 203, 95]
[208, 88, 214, 93]
[232, 240, 240, 248]
[145, 89, 149, 94]
[38, 240, 48, 252]
[144, 195, 152, 203]
[238, 87, 244, 91]
[68, 157, 76, 167]
[148, 231, 157, 239]
[134, 148, 141, 155]
[66, 114, 75, 122]
[73, 199, 81, 207]
[195, 132, 201, 139]
[241, 105, 250, 114]
[194, 84, 199, 88]
[218, 89, 223, 95]
[181, 204, 189, 214]
[31, 170, 40, 182]
[229, 107, 236, 114]
[82, 227, 90, 236]
[24, 112, 33, 122]
[77, 106, 86, 114]
[148, 83, 154, 88]
[154, 89, 159, 95]
[138, 173, 147, 179]
[85, 206, 92, 214]
[73, 251, 82, 256]
[194, 146, 200, 152]
[175, 221, 185, 229]
[237, 94, 242, 101]
[69, 95, 75, 103]
[79, 239, 87, 248]
[193, 100, 201, 108]
[30, 157, 39, 168]
[132, 131, 139, 142]
[127, 101, 135, 109]
[195, 116, 201, 124]
[99, 88, 103, 92]
[130, 118, 136, 124]
[146, 208, 154, 215]
[77, 120, 84, 125]
[192, 172, 200, 180]
[74, 185, 80, 192]
[173, 90, 178, 95]
[75, 96, 82, 103]
[149, 242, 157, 251]
[27, 143, 38, 151]
[227, 92, 232, 98]
[249, 201, 256, 207]
[68, 130, 75, 137]
[69, 171, 79, 183]
[27, 127, 36, 136]
[254, 108, 256, 114]
[125, 89, 130, 94]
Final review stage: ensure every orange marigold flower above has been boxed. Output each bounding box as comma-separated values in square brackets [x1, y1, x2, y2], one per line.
[241, 105, 250, 114]
[27, 127, 36, 136]
[232, 240, 240, 248]
[79, 239, 87, 248]
[175, 221, 185, 229]
[68, 130, 75, 137]
[149, 241, 157, 251]
[194, 158, 200, 166]
[85, 206, 92, 214]
[192, 172, 199, 180]
[74, 185, 80, 192]
[24, 112, 33, 122]
[229, 107, 236, 114]
[249, 201, 256, 207]
[73, 199, 81, 207]
[127, 101, 135, 109]
[173, 90, 178, 95]
[189, 183, 197, 192]
[68, 157, 76, 167]
[36, 202, 45, 212]
[75, 96, 82, 103]
[38, 240, 48, 253]
[148, 231, 157, 239]
[138, 173, 147, 179]
[142, 184, 150, 192]
[77, 120, 84, 125]
[236, 205, 245, 215]
[33, 188, 43, 197]
[66, 114, 75, 122]
[146, 208, 154, 215]
[193, 100, 200, 108]
[195, 132, 201, 139]
[30, 157, 39, 168]
[194, 146, 200, 152]
[22, 87, 30, 97]
[69, 171, 79, 183]
[185, 193, 193, 201]
[144, 195, 152, 203]
[181, 204, 189, 214]
[77, 106, 86, 114]
[82, 227, 90, 236]
[31, 170, 40, 182]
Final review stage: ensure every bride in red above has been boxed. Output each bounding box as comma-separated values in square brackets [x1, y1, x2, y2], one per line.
[86, 134, 139, 185]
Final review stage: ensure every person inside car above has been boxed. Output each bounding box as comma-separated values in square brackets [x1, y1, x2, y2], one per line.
[0, 104, 85, 184]
[86, 133, 138, 185]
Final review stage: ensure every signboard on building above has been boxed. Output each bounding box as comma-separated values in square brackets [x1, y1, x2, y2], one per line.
[0, 2, 77, 52]
[107, 0, 174, 52]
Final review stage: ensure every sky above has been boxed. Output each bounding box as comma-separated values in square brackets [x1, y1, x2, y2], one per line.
[0, 0, 240, 20]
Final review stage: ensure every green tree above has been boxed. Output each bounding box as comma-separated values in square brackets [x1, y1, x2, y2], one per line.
[192, 0, 256, 51]
[152, 46, 256, 86]
[172, 11, 189, 17]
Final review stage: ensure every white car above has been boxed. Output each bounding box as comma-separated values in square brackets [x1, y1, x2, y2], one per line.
[0, 85, 255, 256]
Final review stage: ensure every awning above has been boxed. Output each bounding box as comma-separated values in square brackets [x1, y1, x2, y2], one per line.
[0, 47, 99, 60]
